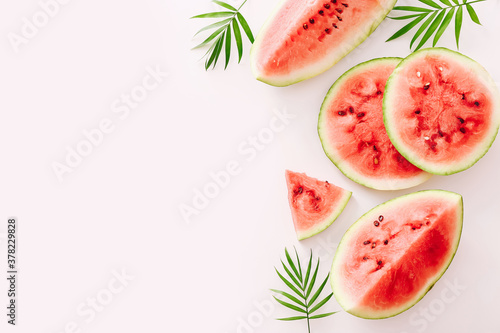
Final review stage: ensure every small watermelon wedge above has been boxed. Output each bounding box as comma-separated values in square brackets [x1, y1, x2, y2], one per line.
[383, 48, 500, 175]
[251, 0, 397, 86]
[285, 170, 351, 240]
[331, 190, 463, 319]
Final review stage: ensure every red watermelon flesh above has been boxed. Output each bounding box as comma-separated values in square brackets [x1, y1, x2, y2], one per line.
[331, 190, 463, 319]
[384, 48, 500, 175]
[318, 58, 431, 190]
[285, 170, 351, 240]
[251, 0, 397, 86]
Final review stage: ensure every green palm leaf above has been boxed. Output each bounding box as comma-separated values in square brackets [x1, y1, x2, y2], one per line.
[273, 296, 307, 313]
[415, 8, 446, 50]
[386, 14, 427, 42]
[309, 311, 339, 319]
[455, 5, 463, 48]
[466, 3, 481, 24]
[433, 7, 455, 46]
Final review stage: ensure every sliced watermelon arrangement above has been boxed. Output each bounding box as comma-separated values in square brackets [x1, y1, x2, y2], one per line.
[331, 190, 463, 319]
[250, 0, 397, 86]
[384, 48, 500, 175]
[285, 170, 351, 240]
[318, 57, 431, 190]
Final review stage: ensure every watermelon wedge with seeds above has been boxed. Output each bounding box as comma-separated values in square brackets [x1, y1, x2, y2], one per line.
[331, 190, 463, 319]
[318, 57, 431, 190]
[250, 0, 397, 86]
[285, 170, 351, 240]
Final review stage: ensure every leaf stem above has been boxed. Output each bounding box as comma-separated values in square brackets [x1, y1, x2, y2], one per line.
[238, 0, 248, 10]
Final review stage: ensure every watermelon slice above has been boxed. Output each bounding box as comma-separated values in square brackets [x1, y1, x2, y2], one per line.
[250, 0, 397, 86]
[331, 190, 463, 319]
[318, 58, 431, 190]
[285, 170, 351, 240]
[384, 48, 500, 175]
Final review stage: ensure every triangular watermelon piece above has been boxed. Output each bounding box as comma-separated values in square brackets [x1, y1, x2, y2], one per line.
[285, 170, 352, 240]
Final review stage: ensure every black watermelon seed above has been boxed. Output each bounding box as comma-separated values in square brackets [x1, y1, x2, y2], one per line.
[333, 23, 338, 28]
[378, 215, 384, 222]
[303, 23, 308, 30]
[349, 106, 354, 113]
[363, 240, 371, 245]
[363, 256, 368, 260]
[474, 101, 480, 106]
[342, 3, 349, 7]
[376, 90, 382, 95]
[458, 117, 465, 124]
[371, 243, 376, 248]
[331, 0, 337, 3]
[338, 111, 346, 116]
[460, 127, 466, 134]
[373, 145, 377, 151]
[374, 221, 380, 227]
[319, 10, 324, 15]
[336, 8, 343, 13]
[377, 260, 382, 265]
[438, 129, 444, 137]
[325, 28, 331, 34]
[357, 112, 365, 118]
[298, 187, 303, 193]
[415, 110, 421, 114]
[337, 15, 343, 21]
[424, 84, 430, 90]
[462, 94, 465, 100]
[384, 240, 389, 245]
[309, 18, 315, 24]
[324, 3, 331, 9]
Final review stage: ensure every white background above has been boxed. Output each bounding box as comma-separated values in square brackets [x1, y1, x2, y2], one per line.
[0, 0, 499, 332]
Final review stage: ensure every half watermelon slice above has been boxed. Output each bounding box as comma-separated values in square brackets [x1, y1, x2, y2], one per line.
[285, 170, 351, 240]
[318, 58, 431, 190]
[250, 0, 397, 86]
[331, 190, 463, 319]
[384, 48, 500, 175]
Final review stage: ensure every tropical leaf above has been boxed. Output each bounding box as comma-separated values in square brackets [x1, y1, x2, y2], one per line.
[191, 0, 254, 70]
[388, 0, 485, 50]
[272, 248, 339, 330]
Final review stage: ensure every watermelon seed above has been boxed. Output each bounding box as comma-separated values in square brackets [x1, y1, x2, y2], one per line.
[325, 28, 331, 34]
[372, 243, 377, 248]
[424, 83, 430, 90]
[374, 221, 380, 227]
[337, 15, 343, 21]
[384, 240, 389, 245]
[424, 136, 430, 140]
[377, 90, 382, 95]
[349, 106, 354, 113]
[303, 23, 308, 30]
[309, 18, 315, 24]
[336, 8, 343, 14]
[298, 186, 303, 194]
[474, 101, 480, 106]
[415, 110, 421, 114]
[438, 129, 444, 137]
[458, 117, 465, 124]
[439, 67, 443, 71]
[417, 71, 421, 77]
[461, 94, 465, 100]
[330, 0, 337, 3]
[333, 23, 338, 28]
[373, 145, 377, 151]
[324, 3, 331, 9]
[338, 111, 346, 116]
[357, 112, 365, 118]
[319, 10, 325, 16]
[363, 256, 368, 260]
[363, 240, 371, 245]
[379, 215, 384, 222]
[460, 127, 466, 134]
[377, 260, 382, 265]
[374, 157, 379, 165]
[342, 3, 349, 7]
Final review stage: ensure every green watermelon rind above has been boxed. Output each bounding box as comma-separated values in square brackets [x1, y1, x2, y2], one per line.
[383, 47, 500, 175]
[296, 190, 352, 241]
[318, 57, 432, 190]
[330, 190, 463, 320]
[250, 0, 398, 87]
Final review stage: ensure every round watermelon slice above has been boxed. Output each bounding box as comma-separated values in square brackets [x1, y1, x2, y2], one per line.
[318, 58, 431, 190]
[384, 48, 500, 175]
[285, 170, 351, 240]
[331, 190, 463, 319]
[250, 0, 397, 86]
